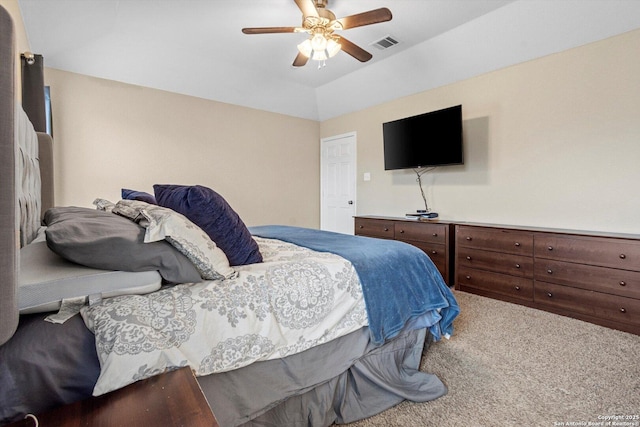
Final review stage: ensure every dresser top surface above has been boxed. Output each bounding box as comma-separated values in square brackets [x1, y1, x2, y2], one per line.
[354, 216, 640, 240]
[454, 221, 640, 241]
[354, 215, 455, 225]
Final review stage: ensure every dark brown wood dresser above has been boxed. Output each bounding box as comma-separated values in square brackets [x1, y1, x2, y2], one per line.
[354, 216, 455, 286]
[455, 223, 640, 335]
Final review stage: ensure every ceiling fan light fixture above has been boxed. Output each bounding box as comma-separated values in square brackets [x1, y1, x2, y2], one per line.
[297, 36, 341, 61]
[243, 0, 391, 67]
[311, 33, 328, 51]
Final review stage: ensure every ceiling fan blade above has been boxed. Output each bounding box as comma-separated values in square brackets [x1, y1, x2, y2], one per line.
[242, 27, 298, 34]
[338, 37, 373, 62]
[337, 7, 392, 30]
[294, 0, 319, 18]
[293, 51, 309, 67]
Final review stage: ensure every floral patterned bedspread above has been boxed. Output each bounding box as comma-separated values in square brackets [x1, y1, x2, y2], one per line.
[81, 237, 368, 396]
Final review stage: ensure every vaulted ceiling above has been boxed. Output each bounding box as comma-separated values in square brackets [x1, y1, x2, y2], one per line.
[18, 0, 640, 121]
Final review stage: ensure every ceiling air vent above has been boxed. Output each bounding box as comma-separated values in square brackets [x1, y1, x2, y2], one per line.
[371, 35, 399, 50]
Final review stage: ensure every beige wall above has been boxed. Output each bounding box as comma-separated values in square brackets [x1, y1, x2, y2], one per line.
[321, 29, 640, 235]
[44, 69, 321, 227]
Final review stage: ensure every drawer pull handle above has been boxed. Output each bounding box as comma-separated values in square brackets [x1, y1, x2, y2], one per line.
[465, 275, 471, 280]
[620, 254, 626, 259]
[620, 308, 626, 313]
[620, 281, 626, 287]
[466, 236, 472, 241]
[547, 246, 553, 251]
[466, 256, 472, 261]
[515, 263, 521, 268]
[359, 225, 363, 229]
[547, 292, 553, 298]
[399, 230, 405, 234]
[431, 250, 438, 255]
[515, 286, 521, 291]
[432, 233, 438, 237]
[547, 269, 553, 275]
[384, 228, 389, 232]
[514, 242, 521, 247]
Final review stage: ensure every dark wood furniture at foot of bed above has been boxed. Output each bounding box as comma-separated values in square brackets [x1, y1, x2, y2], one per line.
[354, 216, 455, 285]
[455, 223, 640, 335]
[4, 367, 218, 427]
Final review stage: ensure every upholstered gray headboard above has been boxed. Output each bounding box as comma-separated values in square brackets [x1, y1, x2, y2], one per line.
[0, 5, 55, 345]
[0, 4, 18, 346]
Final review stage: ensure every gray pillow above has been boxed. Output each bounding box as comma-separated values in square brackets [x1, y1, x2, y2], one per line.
[44, 207, 201, 284]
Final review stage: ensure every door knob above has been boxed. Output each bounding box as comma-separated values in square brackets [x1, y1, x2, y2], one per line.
[348, 200, 354, 205]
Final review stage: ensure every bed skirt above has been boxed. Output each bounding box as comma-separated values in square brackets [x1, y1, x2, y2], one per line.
[200, 327, 445, 426]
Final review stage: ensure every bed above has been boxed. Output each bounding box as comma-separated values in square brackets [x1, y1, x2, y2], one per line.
[0, 6, 459, 426]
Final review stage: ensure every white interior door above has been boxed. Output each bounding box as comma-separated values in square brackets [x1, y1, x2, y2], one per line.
[321, 132, 356, 234]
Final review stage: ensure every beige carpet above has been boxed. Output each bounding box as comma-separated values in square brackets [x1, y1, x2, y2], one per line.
[343, 290, 640, 426]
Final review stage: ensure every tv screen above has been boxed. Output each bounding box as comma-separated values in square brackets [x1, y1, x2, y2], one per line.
[383, 105, 463, 170]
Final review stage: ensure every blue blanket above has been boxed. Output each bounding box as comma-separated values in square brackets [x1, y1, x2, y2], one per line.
[250, 225, 459, 345]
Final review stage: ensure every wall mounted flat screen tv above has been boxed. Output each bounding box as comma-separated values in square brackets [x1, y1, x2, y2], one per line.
[383, 105, 463, 170]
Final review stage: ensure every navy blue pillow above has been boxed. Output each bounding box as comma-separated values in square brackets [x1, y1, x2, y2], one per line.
[121, 188, 157, 205]
[153, 184, 263, 266]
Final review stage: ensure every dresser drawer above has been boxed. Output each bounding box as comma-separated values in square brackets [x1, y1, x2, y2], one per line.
[458, 247, 533, 278]
[535, 260, 640, 299]
[402, 241, 446, 278]
[457, 267, 533, 301]
[395, 222, 446, 244]
[535, 234, 640, 271]
[457, 226, 533, 255]
[535, 281, 640, 327]
[354, 218, 395, 239]
[355, 216, 453, 286]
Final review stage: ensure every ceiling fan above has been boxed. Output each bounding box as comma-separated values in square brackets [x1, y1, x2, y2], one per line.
[242, 0, 392, 67]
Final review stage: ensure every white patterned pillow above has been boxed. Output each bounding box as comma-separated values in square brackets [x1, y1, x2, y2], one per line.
[112, 199, 236, 281]
[93, 198, 116, 212]
[140, 205, 237, 280]
[110, 199, 148, 221]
